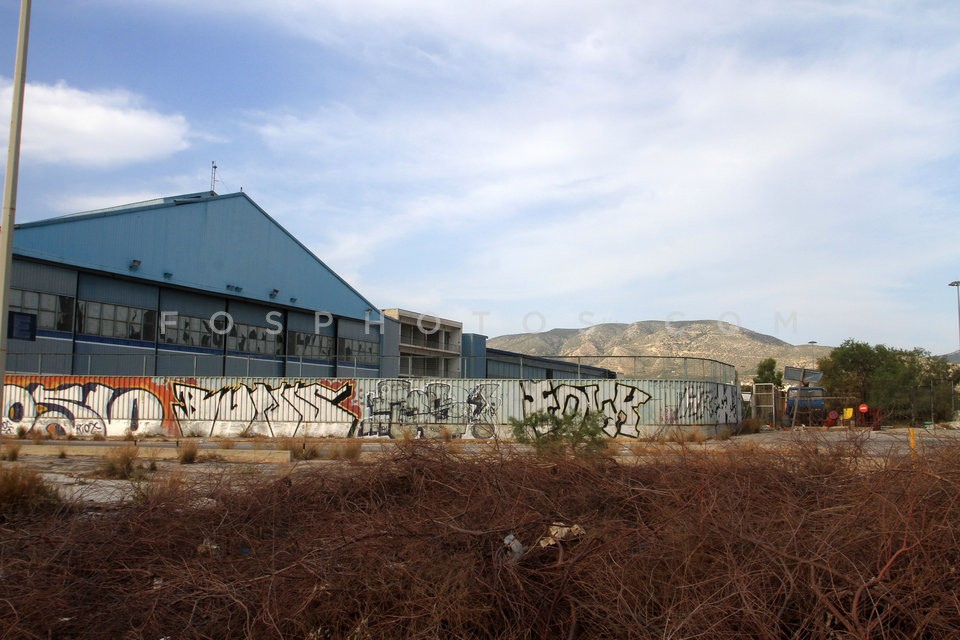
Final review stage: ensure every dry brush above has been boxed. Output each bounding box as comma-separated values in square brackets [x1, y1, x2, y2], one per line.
[2, 440, 960, 638]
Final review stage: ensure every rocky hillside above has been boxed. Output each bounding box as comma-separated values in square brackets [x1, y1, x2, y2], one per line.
[488, 320, 833, 379]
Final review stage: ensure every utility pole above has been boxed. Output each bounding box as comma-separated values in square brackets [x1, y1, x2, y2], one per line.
[0, 0, 32, 413]
[951, 281, 960, 420]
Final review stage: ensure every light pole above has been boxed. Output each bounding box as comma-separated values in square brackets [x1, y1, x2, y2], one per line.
[0, 0, 32, 413]
[950, 281, 960, 419]
[951, 281, 960, 354]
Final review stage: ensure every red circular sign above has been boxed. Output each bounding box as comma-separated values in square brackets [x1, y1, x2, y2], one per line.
[858, 403, 869, 414]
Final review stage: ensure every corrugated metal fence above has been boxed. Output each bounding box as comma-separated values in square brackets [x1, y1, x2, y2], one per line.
[1, 375, 742, 439]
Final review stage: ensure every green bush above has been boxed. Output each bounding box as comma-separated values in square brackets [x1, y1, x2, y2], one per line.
[510, 410, 608, 457]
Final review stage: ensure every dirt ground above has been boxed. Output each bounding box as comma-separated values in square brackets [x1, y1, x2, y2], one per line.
[4, 425, 959, 506]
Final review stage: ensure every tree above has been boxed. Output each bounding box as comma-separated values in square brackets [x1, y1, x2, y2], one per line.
[753, 358, 783, 388]
[818, 340, 960, 423]
[817, 339, 878, 403]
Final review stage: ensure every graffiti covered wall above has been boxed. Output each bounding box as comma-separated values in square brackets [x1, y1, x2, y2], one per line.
[0, 376, 741, 439]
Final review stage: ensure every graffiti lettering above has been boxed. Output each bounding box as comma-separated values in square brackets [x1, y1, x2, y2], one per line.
[2, 380, 165, 437]
[675, 383, 741, 425]
[359, 380, 501, 438]
[520, 381, 652, 438]
[0, 375, 740, 439]
[172, 380, 360, 437]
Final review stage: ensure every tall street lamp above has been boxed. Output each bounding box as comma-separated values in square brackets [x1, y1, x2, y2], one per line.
[951, 281, 960, 354]
[950, 281, 960, 419]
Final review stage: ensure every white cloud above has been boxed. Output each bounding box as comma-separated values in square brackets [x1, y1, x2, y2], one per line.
[51, 191, 166, 214]
[1, 79, 190, 167]
[255, 43, 958, 286]
[11, 1, 960, 352]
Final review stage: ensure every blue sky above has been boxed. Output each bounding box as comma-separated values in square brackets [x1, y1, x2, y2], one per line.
[2, 0, 959, 355]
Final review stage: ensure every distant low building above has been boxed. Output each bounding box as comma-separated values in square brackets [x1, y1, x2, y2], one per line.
[381, 309, 462, 378]
[377, 311, 619, 380]
[462, 334, 617, 380]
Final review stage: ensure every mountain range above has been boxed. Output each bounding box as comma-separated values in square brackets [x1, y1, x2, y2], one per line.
[487, 320, 834, 380]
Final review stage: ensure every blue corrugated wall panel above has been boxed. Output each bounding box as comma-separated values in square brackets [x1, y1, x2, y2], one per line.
[13, 192, 380, 322]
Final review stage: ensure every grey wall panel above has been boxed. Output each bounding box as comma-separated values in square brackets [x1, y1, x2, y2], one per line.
[77, 273, 158, 308]
[7, 337, 72, 375]
[380, 316, 400, 378]
[73, 341, 155, 376]
[338, 317, 380, 341]
[156, 351, 223, 377]
[12, 260, 77, 296]
[159, 289, 225, 318]
[227, 300, 281, 325]
[283, 359, 335, 378]
[287, 310, 335, 335]
[225, 356, 284, 378]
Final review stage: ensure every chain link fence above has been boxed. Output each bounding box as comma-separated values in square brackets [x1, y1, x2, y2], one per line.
[7, 352, 737, 384]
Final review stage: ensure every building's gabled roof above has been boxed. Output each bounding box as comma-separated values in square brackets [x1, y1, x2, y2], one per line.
[14, 191, 381, 321]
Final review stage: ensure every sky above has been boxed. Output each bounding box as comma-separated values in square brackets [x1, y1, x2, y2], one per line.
[1, 0, 959, 355]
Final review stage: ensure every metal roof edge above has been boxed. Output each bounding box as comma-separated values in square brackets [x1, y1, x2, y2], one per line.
[13, 191, 383, 320]
[236, 193, 384, 321]
[14, 191, 222, 229]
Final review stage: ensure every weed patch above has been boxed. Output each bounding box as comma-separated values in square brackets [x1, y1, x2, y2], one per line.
[98, 445, 140, 479]
[177, 441, 200, 464]
[0, 466, 60, 517]
[319, 441, 363, 461]
[1, 443, 21, 461]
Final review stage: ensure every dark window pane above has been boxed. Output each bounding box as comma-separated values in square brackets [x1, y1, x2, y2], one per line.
[143, 310, 157, 341]
[57, 297, 74, 332]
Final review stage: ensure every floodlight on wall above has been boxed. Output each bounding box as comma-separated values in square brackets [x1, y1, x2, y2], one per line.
[226, 284, 242, 292]
[269, 289, 279, 299]
[289, 297, 298, 304]
[129, 259, 141, 272]
[163, 272, 173, 279]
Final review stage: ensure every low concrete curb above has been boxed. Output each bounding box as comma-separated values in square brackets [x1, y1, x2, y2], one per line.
[11, 444, 292, 463]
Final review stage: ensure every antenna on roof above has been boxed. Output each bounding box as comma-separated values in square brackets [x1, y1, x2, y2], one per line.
[210, 161, 218, 195]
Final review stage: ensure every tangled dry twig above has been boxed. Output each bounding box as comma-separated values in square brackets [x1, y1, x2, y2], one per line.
[3, 440, 960, 638]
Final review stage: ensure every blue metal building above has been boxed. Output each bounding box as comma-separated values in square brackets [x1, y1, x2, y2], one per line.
[7, 192, 390, 378]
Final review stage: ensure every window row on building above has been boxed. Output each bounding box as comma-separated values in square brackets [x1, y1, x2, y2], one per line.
[9, 286, 379, 363]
